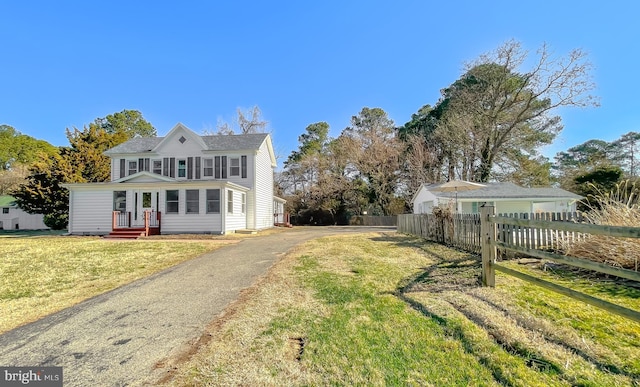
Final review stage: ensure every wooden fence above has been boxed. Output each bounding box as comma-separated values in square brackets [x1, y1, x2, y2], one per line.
[397, 213, 481, 254]
[350, 215, 397, 227]
[398, 209, 640, 323]
[480, 206, 640, 323]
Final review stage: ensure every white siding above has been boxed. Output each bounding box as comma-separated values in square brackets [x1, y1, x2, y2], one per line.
[252, 142, 274, 229]
[159, 188, 223, 234]
[0, 208, 48, 230]
[412, 187, 439, 214]
[224, 189, 247, 233]
[69, 190, 113, 234]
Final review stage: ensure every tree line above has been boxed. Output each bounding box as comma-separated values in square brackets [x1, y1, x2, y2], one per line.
[278, 41, 634, 224]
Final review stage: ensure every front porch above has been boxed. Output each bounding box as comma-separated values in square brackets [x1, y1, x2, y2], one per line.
[108, 210, 162, 239]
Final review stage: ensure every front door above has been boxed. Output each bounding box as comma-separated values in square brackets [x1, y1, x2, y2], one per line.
[133, 190, 157, 227]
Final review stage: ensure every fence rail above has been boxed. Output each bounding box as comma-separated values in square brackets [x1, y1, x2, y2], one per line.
[398, 209, 640, 323]
[480, 206, 640, 323]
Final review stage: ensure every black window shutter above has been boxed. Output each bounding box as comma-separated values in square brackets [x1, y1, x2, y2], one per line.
[138, 158, 144, 173]
[241, 155, 247, 178]
[222, 156, 227, 179]
[119, 159, 125, 178]
[187, 157, 193, 180]
[163, 158, 169, 176]
[144, 158, 150, 172]
[169, 157, 175, 178]
[215, 156, 220, 179]
[195, 157, 201, 179]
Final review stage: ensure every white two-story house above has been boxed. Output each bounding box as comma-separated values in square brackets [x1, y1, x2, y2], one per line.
[64, 123, 282, 236]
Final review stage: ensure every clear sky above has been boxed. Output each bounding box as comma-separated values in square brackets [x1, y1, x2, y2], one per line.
[1, 1, 639, 166]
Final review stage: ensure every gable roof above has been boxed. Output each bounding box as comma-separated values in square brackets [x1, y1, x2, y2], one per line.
[112, 171, 175, 183]
[0, 195, 16, 207]
[418, 182, 582, 200]
[104, 124, 271, 155]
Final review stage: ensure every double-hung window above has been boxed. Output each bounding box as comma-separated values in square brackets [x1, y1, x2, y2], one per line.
[186, 189, 199, 214]
[203, 158, 213, 177]
[227, 190, 233, 213]
[128, 161, 137, 176]
[230, 158, 240, 176]
[177, 159, 187, 178]
[152, 160, 162, 175]
[166, 190, 179, 214]
[206, 189, 220, 213]
[113, 191, 127, 212]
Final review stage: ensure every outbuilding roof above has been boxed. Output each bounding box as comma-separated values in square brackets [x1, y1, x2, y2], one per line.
[0, 195, 16, 207]
[418, 182, 582, 200]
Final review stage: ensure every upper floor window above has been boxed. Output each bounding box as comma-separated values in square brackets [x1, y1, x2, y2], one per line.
[203, 158, 213, 177]
[230, 158, 240, 176]
[152, 160, 162, 175]
[128, 161, 137, 176]
[178, 159, 187, 178]
[2, 208, 9, 214]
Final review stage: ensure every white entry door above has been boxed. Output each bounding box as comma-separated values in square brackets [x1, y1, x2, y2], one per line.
[133, 190, 157, 226]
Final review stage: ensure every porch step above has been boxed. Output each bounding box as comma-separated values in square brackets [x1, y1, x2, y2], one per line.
[105, 229, 147, 239]
[235, 229, 258, 234]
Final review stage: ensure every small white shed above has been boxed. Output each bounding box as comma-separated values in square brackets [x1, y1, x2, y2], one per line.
[411, 182, 582, 215]
[0, 195, 49, 230]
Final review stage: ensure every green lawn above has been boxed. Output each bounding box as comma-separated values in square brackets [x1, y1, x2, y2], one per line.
[170, 232, 640, 386]
[0, 235, 230, 333]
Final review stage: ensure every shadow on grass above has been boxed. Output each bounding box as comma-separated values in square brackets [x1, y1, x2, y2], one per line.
[373, 233, 640, 382]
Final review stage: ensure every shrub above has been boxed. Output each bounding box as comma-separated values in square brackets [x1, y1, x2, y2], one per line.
[44, 212, 68, 230]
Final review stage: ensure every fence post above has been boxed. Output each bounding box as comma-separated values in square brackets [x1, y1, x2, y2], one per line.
[481, 205, 497, 287]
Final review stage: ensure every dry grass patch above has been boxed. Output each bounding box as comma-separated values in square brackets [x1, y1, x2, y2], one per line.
[0, 236, 229, 333]
[566, 180, 640, 270]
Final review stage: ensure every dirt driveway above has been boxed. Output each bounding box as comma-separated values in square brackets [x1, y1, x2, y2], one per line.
[0, 226, 394, 386]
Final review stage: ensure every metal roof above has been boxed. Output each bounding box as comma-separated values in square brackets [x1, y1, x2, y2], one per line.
[0, 195, 16, 207]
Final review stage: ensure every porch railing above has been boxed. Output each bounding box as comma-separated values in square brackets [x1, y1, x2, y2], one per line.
[112, 210, 161, 234]
[112, 211, 131, 228]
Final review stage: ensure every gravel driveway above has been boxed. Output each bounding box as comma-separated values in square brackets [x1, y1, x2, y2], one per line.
[0, 226, 394, 386]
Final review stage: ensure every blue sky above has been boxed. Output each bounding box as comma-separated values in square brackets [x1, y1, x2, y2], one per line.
[1, 1, 639, 166]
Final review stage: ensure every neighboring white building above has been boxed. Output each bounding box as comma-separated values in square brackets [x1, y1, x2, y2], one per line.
[411, 182, 582, 215]
[64, 123, 282, 235]
[0, 195, 49, 230]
